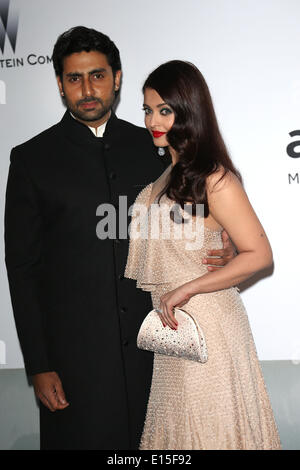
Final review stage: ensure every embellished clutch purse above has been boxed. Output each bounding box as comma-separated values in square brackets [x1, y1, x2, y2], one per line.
[137, 307, 208, 363]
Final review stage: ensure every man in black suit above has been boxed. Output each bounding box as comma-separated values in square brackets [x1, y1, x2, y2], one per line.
[4, 26, 233, 450]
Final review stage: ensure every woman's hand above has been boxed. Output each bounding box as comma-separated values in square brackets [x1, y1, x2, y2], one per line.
[158, 284, 192, 330]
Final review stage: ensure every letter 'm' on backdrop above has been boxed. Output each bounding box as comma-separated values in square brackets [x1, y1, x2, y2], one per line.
[0, 0, 299, 366]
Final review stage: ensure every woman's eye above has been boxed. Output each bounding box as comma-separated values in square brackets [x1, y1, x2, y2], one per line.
[161, 108, 172, 115]
[143, 108, 151, 115]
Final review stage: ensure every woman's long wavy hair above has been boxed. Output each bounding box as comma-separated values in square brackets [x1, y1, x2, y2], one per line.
[142, 60, 242, 218]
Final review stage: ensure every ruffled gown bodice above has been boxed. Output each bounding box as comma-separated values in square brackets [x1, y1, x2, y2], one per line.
[125, 182, 223, 291]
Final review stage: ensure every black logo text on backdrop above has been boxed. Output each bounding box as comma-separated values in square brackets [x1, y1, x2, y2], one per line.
[0, 0, 18, 54]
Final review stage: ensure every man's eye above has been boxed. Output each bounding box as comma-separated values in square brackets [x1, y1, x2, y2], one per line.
[93, 73, 104, 79]
[69, 77, 79, 82]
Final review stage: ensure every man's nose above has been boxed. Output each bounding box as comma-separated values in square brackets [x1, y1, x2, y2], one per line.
[82, 77, 94, 97]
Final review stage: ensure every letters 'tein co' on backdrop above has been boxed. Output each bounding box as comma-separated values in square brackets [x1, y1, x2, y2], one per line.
[0, 0, 299, 366]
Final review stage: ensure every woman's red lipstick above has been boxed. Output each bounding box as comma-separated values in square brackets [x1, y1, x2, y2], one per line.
[152, 131, 166, 138]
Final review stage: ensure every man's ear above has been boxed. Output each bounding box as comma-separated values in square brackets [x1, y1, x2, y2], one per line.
[56, 76, 64, 96]
[114, 70, 122, 91]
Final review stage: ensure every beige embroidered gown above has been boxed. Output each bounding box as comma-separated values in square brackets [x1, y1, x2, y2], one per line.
[124, 175, 282, 450]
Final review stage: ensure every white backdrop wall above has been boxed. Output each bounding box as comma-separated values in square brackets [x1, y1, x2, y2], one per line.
[0, 0, 299, 367]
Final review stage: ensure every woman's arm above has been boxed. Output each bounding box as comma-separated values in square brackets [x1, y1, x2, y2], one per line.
[158, 169, 273, 329]
[186, 169, 273, 296]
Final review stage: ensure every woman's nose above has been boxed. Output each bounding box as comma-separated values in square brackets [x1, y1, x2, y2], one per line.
[149, 112, 161, 128]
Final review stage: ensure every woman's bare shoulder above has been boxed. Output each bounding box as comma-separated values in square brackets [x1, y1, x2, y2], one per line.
[206, 166, 242, 194]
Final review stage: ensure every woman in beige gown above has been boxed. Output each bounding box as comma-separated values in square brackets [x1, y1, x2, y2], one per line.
[124, 60, 282, 450]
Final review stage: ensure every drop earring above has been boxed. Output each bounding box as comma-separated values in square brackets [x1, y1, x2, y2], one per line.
[158, 147, 165, 156]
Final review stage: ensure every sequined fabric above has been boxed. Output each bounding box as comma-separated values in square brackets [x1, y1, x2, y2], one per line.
[124, 183, 282, 450]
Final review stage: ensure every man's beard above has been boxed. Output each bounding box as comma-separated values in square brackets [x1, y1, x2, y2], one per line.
[63, 91, 115, 123]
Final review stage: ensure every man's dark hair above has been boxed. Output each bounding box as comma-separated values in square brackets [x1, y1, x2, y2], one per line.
[52, 26, 121, 79]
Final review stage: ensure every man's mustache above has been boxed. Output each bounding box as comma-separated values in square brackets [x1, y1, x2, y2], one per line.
[77, 97, 103, 106]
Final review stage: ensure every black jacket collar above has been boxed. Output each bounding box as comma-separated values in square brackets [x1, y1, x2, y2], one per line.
[59, 110, 120, 145]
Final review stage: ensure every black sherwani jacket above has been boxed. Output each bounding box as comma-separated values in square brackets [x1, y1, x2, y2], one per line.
[4, 111, 169, 450]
